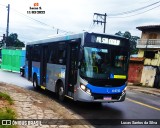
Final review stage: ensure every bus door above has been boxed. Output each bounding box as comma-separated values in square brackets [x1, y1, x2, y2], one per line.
[40, 45, 48, 86]
[26, 45, 32, 80]
[65, 39, 80, 96]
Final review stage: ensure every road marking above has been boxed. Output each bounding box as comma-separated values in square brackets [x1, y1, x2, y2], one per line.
[126, 98, 160, 111]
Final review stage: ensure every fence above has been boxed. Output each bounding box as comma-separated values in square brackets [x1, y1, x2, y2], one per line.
[1, 49, 26, 72]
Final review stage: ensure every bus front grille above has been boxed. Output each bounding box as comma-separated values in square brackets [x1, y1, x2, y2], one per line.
[92, 93, 122, 100]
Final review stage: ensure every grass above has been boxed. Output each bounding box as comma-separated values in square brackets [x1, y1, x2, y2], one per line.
[0, 92, 17, 128]
[0, 107, 16, 119]
[0, 92, 13, 105]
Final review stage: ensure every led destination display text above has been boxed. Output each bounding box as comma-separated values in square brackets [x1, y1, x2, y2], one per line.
[88, 34, 122, 46]
[96, 37, 120, 45]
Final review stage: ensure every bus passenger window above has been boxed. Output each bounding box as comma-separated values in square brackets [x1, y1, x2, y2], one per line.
[58, 50, 66, 64]
[32, 45, 40, 61]
[49, 50, 57, 64]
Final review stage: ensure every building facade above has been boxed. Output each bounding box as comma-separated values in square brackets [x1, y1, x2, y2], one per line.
[136, 25, 160, 88]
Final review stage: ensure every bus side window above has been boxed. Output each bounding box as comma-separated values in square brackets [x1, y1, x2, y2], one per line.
[48, 45, 57, 64]
[57, 43, 66, 65]
[33, 45, 40, 61]
[58, 50, 66, 64]
[49, 50, 57, 64]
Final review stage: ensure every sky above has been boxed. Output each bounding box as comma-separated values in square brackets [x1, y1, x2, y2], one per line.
[0, 0, 160, 43]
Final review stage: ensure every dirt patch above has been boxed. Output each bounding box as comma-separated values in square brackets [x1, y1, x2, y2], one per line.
[0, 82, 26, 94]
[32, 100, 47, 108]
[0, 99, 10, 108]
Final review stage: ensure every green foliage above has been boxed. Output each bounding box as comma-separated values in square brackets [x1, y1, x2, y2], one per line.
[0, 92, 13, 105]
[0, 108, 17, 128]
[123, 31, 131, 39]
[5, 33, 25, 47]
[115, 31, 140, 54]
[0, 107, 16, 119]
[0, 92, 17, 128]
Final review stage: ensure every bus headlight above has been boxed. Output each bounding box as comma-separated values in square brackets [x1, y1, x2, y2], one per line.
[122, 86, 127, 94]
[86, 88, 91, 95]
[80, 84, 86, 91]
[80, 83, 91, 95]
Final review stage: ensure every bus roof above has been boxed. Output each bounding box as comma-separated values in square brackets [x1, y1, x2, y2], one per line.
[26, 32, 128, 45]
[26, 32, 86, 45]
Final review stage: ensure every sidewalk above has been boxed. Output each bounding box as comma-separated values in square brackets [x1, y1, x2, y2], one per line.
[0, 82, 91, 128]
[127, 83, 160, 97]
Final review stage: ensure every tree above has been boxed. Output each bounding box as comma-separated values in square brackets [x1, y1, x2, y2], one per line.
[115, 31, 123, 37]
[5, 33, 25, 47]
[0, 34, 5, 48]
[123, 31, 131, 39]
[115, 31, 140, 54]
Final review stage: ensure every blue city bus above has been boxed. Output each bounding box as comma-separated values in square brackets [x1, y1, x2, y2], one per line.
[25, 32, 130, 103]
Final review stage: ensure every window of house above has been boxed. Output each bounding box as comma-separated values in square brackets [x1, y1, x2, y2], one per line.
[145, 51, 158, 59]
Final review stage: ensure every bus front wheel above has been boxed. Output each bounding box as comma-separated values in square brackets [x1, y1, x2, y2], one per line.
[58, 83, 65, 101]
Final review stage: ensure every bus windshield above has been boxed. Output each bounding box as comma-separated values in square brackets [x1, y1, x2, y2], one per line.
[80, 47, 129, 79]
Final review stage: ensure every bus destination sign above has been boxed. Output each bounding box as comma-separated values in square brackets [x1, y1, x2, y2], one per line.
[90, 35, 121, 46]
[96, 37, 120, 45]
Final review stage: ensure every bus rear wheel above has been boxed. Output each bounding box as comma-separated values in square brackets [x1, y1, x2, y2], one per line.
[58, 83, 65, 101]
[33, 75, 39, 90]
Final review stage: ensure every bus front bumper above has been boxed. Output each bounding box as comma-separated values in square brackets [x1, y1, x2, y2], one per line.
[76, 87, 126, 103]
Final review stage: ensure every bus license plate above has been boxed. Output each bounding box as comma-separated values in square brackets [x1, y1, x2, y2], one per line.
[103, 97, 112, 101]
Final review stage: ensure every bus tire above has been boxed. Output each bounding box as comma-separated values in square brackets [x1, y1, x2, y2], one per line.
[33, 75, 39, 90]
[58, 83, 65, 101]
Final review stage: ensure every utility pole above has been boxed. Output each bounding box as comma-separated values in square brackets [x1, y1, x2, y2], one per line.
[6, 4, 10, 38]
[93, 13, 107, 33]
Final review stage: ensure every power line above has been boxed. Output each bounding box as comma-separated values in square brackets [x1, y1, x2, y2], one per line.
[108, 0, 160, 17]
[93, 13, 107, 33]
[11, 8, 74, 34]
[1, 4, 50, 28]
[14, 10, 54, 28]
[0, 4, 6, 7]
[88, 23, 96, 32]
[87, 14, 96, 32]
[108, 4, 160, 18]
[1, 3, 74, 34]
[87, 1, 160, 32]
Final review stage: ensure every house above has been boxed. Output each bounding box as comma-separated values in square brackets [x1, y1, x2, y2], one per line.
[128, 57, 144, 84]
[136, 25, 160, 88]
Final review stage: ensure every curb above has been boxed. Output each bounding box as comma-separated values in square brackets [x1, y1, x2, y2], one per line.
[127, 84, 160, 97]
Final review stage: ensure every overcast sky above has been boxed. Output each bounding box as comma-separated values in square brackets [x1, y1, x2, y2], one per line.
[0, 0, 160, 43]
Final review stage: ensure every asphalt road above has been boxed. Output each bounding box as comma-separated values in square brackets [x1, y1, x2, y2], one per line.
[0, 69, 33, 90]
[0, 69, 160, 128]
